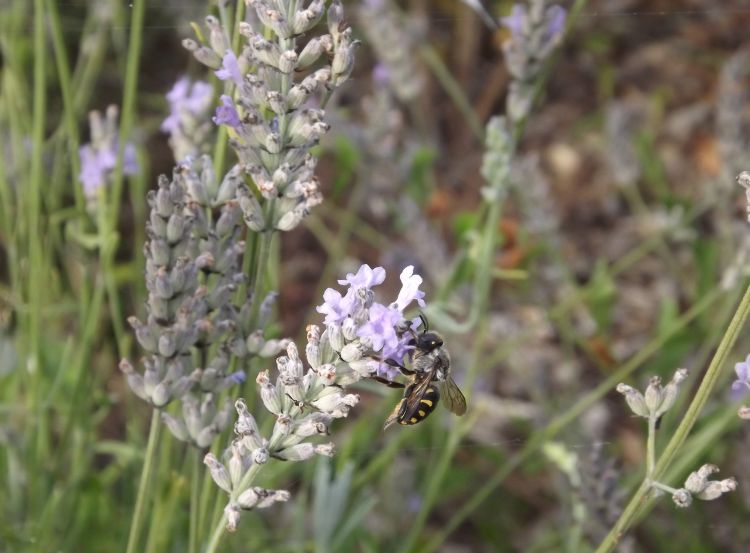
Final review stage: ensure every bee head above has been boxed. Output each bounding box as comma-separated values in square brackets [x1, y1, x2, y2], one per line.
[415, 331, 443, 352]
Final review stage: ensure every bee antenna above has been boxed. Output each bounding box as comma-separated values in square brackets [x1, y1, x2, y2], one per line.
[419, 313, 429, 332]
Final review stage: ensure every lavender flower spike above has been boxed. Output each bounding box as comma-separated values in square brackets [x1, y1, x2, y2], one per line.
[78, 105, 138, 200]
[161, 77, 213, 134]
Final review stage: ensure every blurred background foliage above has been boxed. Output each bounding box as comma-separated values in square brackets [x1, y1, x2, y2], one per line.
[2, 0, 750, 551]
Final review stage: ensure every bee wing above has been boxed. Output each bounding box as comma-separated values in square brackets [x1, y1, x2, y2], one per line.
[440, 377, 467, 416]
[400, 376, 436, 422]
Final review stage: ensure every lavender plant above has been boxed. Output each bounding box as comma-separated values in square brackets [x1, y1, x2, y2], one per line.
[121, 1, 362, 551]
[203, 263, 427, 550]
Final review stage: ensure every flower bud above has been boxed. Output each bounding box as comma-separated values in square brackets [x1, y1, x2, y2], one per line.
[327, 324, 344, 352]
[257, 370, 282, 415]
[275, 207, 304, 231]
[655, 368, 688, 417]
[341, 318, 357, 341]
[297, 37, 324, 68]
[340, 342, 363, 362]
[205, 453, 232, 493]
[275, 442, 314, 461]
[672, 489, 692, 508]
[205, 15, 229, 56]
[253, 447, 269, 465]
[696, 478, 737, 501]
[685, 464, 719, 494]
[158, 332, 178, 358]
[161, 413, 189, 442]
[278, 50, 298, 73]
[128, 317, 158, 353]
[327, 0, 344, 38]
[225, 503, 241, 532]
[120, 358, 148, 401]
[644, 376, 663, 414]
[293, 0, 325, 34]
[229, 444, 245, 488]
[315, 443, 335, 457]
[237, 487, 260, 509]
[615, 383, 649, 418]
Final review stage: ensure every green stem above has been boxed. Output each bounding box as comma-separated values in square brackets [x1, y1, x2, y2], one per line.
[646, 415, 656, 480]
[248, 227, 275, 327]
[417, 287, 723, 553]
[205, 463, 263, 553]
[45, 0, 84, 213]
[649, 481, 679, 495]
[104, 0, 146, 357]
[594, 283, 750, 553]
[126, 410, 163, 553]
[189, 449, 201, 553]
[419, 45, 483, 141]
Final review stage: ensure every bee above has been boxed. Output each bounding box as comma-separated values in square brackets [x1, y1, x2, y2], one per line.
[373, 319, 467, 430]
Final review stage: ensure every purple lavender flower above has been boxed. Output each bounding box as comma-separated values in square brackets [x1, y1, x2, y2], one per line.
[357, 302, 402, 354]
[78, 141, 138, 197]
[500, 4, 526, 37]
[545, 5, 567, 40]
[213, 95, 241, 129]
[316, 288, 356, 326]
[393, 265, 426, 312]
[215, 50, 244, 87]
[338, 264, 386, 289]
[161, 77, 214, 133]
[372, 63, 391, 88]
[501, 3, 566, 46]
[228, 371, 247, 385]
[731, 355, 750, 399]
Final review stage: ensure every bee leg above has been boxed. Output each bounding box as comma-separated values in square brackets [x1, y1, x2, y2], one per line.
[384, 358, 415, 376]
[370, 376, 406, 389]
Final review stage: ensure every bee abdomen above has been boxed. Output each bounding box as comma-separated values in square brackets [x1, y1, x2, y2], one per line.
[399, 385, 440, 425]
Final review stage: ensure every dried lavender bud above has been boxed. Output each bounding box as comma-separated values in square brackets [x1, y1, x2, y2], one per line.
[615, 383, 649, 418]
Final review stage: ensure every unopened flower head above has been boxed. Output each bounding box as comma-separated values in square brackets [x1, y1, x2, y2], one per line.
[616, 368, 688, 419]
[161, 76, 214, 161]
[671, 464, 737, 508]
[79, 105, 138, 201]
[500, 0, 567, 123]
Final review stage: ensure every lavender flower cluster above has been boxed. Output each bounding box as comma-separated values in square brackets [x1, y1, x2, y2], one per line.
[183, 0, 358, 232]
[317, 264, 425, 378]
[205, 263, 428, 531]
[121, 155, 289, 448]
[357, 0, 424, 102]
[78, 105, 138, 203]
[500, 1, 566, 124]
[161, 77, 215, 162]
